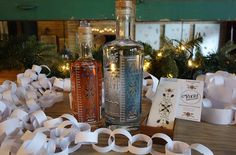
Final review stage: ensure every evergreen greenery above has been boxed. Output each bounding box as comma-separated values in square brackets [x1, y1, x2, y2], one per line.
[2, 35, 236, 80]
[143, 35, 236, 79]
[0, 35, 66, 77]
[203, 41, 236, 73]
[144, 34, 203, 79]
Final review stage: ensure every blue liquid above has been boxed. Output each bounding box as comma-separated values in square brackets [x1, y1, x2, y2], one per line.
[103, 40, 144, 129]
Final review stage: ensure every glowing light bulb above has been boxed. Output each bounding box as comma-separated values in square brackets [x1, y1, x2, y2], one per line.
[61, 63, 70, 71]
[61, 65, 66, 71]
[179, 45, 186, 51]
[167, 73, 173, 78]
[157, 52, 163, 57]
[143, 61, 150, 71]
[65, 63, 70, 70]
[110, 63, 116, 72]
[188, 59, 193, 67]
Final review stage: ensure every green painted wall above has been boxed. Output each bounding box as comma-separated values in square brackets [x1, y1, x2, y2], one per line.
[0, 0, 115, 20]
[136, 0, 236, 21]
[0, 0, 236, 21]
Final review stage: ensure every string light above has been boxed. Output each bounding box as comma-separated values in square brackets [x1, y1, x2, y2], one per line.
[188, 59, 193, 67]
[143, 61, 150, 71]
[92, 27, 116, 34]
[61, 63, 70, 71]
[157, 52, 163, 57]
[110, 63, 116, 72]
[167, 73, 173, 78]
[179, 44, 186, 51]
[188, 59, 200, 69]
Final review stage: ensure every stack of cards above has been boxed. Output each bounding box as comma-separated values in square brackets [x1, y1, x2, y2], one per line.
[147, 78, 204, 129]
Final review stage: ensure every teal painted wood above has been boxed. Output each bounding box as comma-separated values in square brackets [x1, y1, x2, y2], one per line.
[136, 0, 236, 21]
[0, 0, 115, 20]
[0, 0, 236, 21]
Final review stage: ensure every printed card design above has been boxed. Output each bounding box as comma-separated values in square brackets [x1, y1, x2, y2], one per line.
[147, 78, 179, 129]
[176, 79, 204, 122]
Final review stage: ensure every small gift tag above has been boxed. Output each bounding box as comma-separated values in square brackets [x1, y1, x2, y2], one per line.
[147, 78, 179, 129]
[176, 79, 204, 122]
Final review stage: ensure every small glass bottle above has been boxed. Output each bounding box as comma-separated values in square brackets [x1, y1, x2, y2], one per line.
[103, 0, 144, 130]
[70, 21, 102, 128]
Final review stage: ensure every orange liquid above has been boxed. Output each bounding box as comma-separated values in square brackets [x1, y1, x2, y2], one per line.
[70, 59, 102, 124]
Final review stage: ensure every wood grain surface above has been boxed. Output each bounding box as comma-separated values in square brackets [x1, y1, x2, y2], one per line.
[45, 93, 236, 155]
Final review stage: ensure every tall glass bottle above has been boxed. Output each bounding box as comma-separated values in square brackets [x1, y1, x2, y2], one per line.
[103, 0, 144, 129]
[70, 21, 102, 128]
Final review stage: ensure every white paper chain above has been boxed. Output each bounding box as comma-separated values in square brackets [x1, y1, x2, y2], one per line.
[197, 72, 236, 125]
[0, 65, 213, 155]
[143, 72, 159, 100]
[0, 110, 214, 155]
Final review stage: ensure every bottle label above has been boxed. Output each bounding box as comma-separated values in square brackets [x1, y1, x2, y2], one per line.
[71, 61, 101, 123]
[122, 55, 142, 122]
[104, 54, 142, 123]
[104, 67, 120, 118]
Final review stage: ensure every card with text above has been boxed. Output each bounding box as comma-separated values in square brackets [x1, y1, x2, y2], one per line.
[176, 79, 204, 122]
[147, 78, 204, 129]
[147, 78, 179, 129]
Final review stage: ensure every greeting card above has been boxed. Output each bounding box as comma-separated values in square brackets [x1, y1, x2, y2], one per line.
[176, 79, 204, 122]
[147, 78, 204, 129]
[147, 78, 179, 129]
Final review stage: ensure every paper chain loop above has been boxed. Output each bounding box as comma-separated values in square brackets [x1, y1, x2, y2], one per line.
[0, 65, 213, 155]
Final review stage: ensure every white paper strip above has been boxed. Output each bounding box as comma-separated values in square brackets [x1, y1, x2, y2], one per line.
[110, 129, 132, 153]
[129, 134, 152, 155]
[202, 105, 234, 125]
[92, 128, 114, 153]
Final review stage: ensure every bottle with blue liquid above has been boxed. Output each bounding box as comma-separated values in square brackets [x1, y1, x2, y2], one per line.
[103, 0, 144, 130]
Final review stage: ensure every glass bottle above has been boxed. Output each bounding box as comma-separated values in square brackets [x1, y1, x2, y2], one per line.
[70, 21, 102, 128]
[103, 0, 144, 130]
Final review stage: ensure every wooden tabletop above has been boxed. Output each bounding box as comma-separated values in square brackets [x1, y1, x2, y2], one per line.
[45, 94, 236, 155]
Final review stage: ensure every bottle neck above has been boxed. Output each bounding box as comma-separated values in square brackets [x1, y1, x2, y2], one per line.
[116, 14, 134, 40]
[79, 42, 93, 59]
[78, 22, 93, 59]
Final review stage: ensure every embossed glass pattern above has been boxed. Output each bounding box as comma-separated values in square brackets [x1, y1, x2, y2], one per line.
[70, 21, 102, 127]
[103, 0, 144, 129]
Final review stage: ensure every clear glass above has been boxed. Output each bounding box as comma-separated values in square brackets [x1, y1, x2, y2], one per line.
[103, 12, 144, 129]
[70, 22, 102, 128]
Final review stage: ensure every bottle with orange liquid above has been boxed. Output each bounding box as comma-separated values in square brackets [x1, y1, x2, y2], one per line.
[70, 21, 102, 128]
